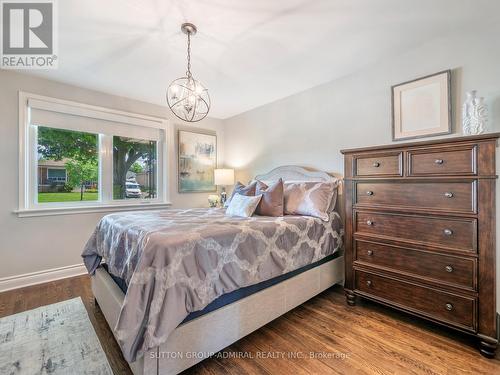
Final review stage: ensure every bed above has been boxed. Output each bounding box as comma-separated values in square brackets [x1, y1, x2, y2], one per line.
[85, 165, 345, 375]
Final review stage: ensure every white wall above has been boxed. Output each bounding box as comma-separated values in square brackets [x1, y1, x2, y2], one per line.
[0, 70, 224, 283]
[223, 23, 500, 310]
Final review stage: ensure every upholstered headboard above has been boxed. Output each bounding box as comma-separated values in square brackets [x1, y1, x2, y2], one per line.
[254, 165, 335, 183]
[253, 165, 344, 218]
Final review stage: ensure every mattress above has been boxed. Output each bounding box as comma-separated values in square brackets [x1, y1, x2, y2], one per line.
[102, 251, 340, 324]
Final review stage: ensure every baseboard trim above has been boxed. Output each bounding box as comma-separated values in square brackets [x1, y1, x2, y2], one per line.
[0, 264, 87, 292]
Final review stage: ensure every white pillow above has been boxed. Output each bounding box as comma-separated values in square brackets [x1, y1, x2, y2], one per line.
[226, 193, 262, 217]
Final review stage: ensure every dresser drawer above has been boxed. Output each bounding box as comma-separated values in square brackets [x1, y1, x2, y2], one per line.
[355, 270, 476, 331]
[354, 152, 402, 177]
[355, 181, 476, 213]
[355, 211, 477, 252]
[408, 145, 477, 176]
[355, 240, 476, 290]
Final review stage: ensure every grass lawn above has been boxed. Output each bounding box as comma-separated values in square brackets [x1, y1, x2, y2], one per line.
[38, 192, 99, 203]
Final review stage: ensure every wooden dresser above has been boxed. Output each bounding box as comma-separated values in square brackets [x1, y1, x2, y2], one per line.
[341, 134, 499, 357]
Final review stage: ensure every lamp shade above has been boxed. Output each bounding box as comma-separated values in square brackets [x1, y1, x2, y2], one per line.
[214, 169, 235, 186]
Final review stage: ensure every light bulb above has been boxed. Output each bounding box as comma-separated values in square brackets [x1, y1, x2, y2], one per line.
[169, 85, 179, 101]
[187, 78, 195, 90]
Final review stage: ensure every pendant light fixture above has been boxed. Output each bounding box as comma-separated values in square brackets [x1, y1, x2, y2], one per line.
[166, 23, 210, 122]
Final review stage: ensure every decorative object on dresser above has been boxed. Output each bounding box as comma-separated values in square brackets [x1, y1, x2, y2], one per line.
[341, 133, 499, 357]
[463, 90, 488, 136]
[214, 168, 235, 206]
[178, 130, 217, 193]
[392, 70, 451, 141]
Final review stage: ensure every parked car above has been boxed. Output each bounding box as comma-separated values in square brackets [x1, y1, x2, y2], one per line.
[125, 182, 142, 198]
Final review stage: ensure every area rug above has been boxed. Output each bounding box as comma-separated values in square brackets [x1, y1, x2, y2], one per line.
[0, 297, 113, 374]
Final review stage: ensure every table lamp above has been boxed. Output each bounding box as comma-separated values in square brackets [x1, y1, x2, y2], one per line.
[214, 168, 235, 206]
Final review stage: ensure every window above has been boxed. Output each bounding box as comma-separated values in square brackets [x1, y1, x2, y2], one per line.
[18, 93, 170, 216]
[113, 136, 157, 200]
[47, 169, 67, 182]
[37, 127, 99, 203]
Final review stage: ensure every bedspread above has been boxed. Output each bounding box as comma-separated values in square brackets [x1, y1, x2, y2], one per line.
[82, 208, 343, 362]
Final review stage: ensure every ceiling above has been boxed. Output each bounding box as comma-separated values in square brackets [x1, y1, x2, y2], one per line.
[23, 0, 498, 119]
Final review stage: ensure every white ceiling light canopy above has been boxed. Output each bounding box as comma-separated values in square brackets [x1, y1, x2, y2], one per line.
[166, 22, 211, 122]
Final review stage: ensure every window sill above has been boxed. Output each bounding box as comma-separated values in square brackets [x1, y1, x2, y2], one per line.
[14, 202, 172, 218]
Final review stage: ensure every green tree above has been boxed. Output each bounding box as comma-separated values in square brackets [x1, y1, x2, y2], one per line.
[65, 159, 98, 200]
[38, 127, 97, 162]
[130, 162, 144, 174]
[113, 137, 156, 199]
[37, 127, 156, 200]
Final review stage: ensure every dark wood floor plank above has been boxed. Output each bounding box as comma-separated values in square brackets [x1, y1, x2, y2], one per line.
[291, 305, 444, 374]
[0, 276, 499, 375]
[236, 325, 336, 375]
[281, 310, 406, 375]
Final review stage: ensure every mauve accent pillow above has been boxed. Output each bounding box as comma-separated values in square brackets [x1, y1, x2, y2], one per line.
[284, 181, 337, 221]
[224, 181, 257, 207]
[255, 178, 284, 217]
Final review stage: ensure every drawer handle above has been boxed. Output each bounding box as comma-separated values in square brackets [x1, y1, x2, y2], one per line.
[366, 280, 372, 287]
[367, 250, 373, 256]
[366, 220, 374, 226]
[366, 191, 374, 196]
[443, 228, 453, 236]
[445, 265, 454, 273]
[435, 159, 444, 165]
[444, 192, 454, 198]
[445, 303, 453, 311]
[372, 162, 380, 167]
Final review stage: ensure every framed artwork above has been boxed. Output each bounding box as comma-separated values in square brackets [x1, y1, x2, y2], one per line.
[178, 129, 217, 193]
[392, 70, 451, 141]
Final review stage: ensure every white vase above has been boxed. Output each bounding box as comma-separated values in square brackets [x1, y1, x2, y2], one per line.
[462, 90, 488, 135]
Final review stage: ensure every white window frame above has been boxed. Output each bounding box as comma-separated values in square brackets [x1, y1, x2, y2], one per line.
[17, 92, 173, 217]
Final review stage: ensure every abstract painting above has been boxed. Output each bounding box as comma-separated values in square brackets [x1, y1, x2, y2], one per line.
[178, 130, 217, 192]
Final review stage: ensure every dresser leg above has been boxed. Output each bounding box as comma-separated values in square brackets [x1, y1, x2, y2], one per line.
[479, 338, 497, 358]
[345, 290, 356, 306]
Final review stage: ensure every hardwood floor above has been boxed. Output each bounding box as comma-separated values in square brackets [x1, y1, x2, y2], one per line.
[0, 276, 498, 375]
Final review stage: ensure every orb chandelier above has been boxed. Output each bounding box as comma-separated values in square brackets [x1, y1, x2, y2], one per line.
[166, 23, 210, 122]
